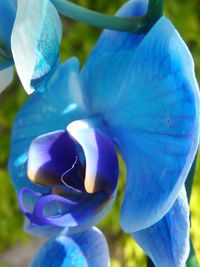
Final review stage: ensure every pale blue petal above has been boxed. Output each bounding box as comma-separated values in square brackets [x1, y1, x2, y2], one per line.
[30, 227, 110, 267]
[103, 17, 200, 232]
[0, 66, 14, 93]
[81, 0, 148, 113]
[132, 187, 190, 267]
[11, 0, 62, 94]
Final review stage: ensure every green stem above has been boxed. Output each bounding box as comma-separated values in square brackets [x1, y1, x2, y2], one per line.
[52, 0, 164, 34]
[185, 152, 199, 267]
[147, 0, 164, 21]
[186, 154, 198, 201]
[187, 240, 200, 267]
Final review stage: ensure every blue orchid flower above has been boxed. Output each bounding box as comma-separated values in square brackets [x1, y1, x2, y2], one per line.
[0, 0, 62, 94]
[9, 0, 200, 266]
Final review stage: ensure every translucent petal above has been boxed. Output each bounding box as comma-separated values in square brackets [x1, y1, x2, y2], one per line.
[11, 0, 62, 94]
[133, 187, 190, 267]
[0, 66, 14, 93]
[104, 17, 200, 232]
[30, 227, 110, 267]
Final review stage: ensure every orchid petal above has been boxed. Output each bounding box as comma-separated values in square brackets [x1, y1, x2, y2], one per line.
[0, 66, 14, 93]
[103, 17, 200, 232]
[11, 0, 62, 94]
[30, 227, 110, 267]
[132, 187, 190, 267]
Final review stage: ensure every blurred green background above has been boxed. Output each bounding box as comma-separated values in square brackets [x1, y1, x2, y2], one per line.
[0, 0, 200, 266]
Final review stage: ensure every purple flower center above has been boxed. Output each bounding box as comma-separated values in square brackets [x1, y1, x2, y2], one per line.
[18, 120, 119, 230]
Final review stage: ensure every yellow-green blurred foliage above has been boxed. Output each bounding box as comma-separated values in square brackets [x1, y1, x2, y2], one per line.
[0, 1, 200, 266]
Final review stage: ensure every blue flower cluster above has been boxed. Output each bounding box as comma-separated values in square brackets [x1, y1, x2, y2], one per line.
[1, 0, 200, 266]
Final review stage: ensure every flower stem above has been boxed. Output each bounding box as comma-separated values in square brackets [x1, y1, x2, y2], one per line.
[147, 0, 164, 21]
[185, 152, 200, 267]
[52, 0, 164, 34]
[187, 240, 200, 267]
[185, 153, 198, 201]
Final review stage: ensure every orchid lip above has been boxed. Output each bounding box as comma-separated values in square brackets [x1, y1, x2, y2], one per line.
[20, 120, 119, 228]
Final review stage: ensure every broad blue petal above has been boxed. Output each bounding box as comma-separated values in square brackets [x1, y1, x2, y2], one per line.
[81, 0, 148, 113]
[11, 0, 62, 94]
[30, 227, 110, 267]
[0, 66, 14, 93]
[103, 17, 200, 232]
[132, 187, 190, 267]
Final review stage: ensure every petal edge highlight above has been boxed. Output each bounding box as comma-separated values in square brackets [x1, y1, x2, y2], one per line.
[11, 0, 62, 94]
